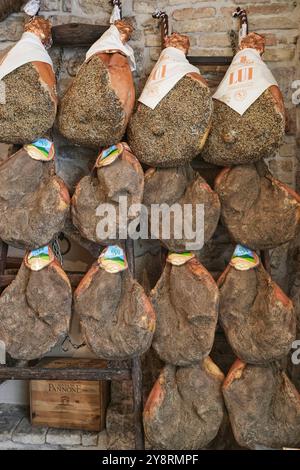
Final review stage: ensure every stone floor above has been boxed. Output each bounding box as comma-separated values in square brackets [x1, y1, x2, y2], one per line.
[0, 404, 108, 450]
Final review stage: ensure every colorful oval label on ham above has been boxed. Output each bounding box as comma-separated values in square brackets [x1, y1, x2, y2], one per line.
[98, 245, 128, 273]
[167, 252, 195, 266]
[95, 144, 123, 168]
[25, 245, 54, 271]
[25, 139, 55, 161]
[230, 244, 259, 271]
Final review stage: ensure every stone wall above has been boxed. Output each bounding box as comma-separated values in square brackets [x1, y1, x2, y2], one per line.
[0, 1, 299, 196]
[0, 0, 298, 317]
[0, 0, 300, 409]
[0, 0, 299, 199]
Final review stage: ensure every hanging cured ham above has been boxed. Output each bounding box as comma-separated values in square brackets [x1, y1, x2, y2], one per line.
[143, 165, 220, 252]
[218, 247, 296, 365]
[144, 358, 224, 450]
[0, 17, 57, 144]
[72, 143, 144, 245]
[128, 33, 212, 167]
[0, 247, 72, 361]
[58, 20, 136, 149]
[215, 162, 300, 250]
[150, 253, 219, 366]
[74, 246, 156, 360]
[0, 141, 70, 250]
[223, 360, 300, 449]
[202, 33, 285, 166]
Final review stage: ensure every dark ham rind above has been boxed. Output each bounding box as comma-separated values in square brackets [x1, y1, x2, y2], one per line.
[151, 258, 219, 366]
[215, 162, 300, 250]
[0, 259, 72, 360]
[71, 144, 144, 245]
[0, 147, 70, 250]
[223, 360, 300, 449]
[74, 263, 156, 360]
[144, 358, 224, 450]
[218, 262, 296, 365]
[143, 165, 220, 252]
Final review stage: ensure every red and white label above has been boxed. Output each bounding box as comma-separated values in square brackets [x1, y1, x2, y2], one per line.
[139, 47, 200, 110]
[213, 48, 278, 115]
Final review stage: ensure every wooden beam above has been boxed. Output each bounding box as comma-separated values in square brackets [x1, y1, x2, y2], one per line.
[0, 366, 131, 381]
[188, 56, 232, 66]
[132, 356, 144, 450]
[52, 23, 108, 48]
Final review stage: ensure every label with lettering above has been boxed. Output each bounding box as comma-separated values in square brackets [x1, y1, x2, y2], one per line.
[98, 245, 128, 273]
[25, 245, 54, 271]
[213, 48, 278, 115]
[139, 46, 199, 110]
[167, 251, 195, 266]
[95, 144, 123, 168]
[25, 138, 55, 161]
[230, 244, 259, 271]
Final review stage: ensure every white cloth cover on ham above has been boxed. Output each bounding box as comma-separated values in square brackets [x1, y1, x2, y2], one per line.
[213, 48, 278, 115]
[86, 24, 136, 71]
[0, 32, 53, 80]
[138, 47, 199, 109]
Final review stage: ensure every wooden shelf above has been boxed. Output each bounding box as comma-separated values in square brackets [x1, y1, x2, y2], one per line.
[52, 23, 108, 47]
[188, 56, 232, 66]
[0, 365, 131, 381]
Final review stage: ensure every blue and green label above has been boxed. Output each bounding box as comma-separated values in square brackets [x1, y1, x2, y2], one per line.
[98, 245, 128, 273]
[25, 138, 55, 161]
[230, 244, 259, 271]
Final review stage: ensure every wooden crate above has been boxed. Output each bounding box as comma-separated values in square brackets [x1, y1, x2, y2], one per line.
[30, 358, 110, 432]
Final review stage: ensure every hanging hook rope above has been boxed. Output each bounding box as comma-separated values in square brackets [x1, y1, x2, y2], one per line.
[111, 0, 122, 23]
[152, 9, 169, 50]
[51, 235, 63, 267]
[233, 7, 248, 44]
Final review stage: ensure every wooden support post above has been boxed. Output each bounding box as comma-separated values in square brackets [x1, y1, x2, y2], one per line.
[125, 238, 135, 276]
[0, 241, 8, 276]
[132, 356, 145, 450]
[125, 238, 145, 450]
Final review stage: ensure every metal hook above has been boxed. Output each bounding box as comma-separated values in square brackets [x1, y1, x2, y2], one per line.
[112, 0, 122, 19]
